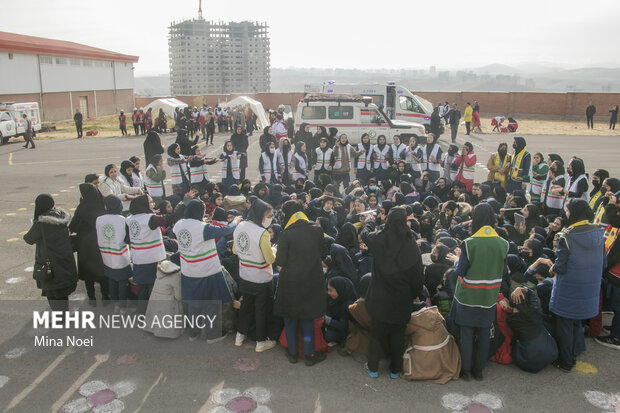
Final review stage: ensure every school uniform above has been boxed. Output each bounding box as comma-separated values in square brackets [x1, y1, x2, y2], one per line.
[355, 143, 374, 185]
[143, 260, 184, 338]
[219, 151, 242, 188]
[313, 147, 333, 184]
[259, 151, 281, 184]
[96, 212, 132, 306]
[372, 144, 391, 182]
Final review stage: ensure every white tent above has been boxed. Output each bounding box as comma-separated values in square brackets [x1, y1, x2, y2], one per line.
[223, 96, 270, 131]
[144, 98, 188, 119]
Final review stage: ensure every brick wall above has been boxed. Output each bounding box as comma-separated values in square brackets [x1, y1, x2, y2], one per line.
[136, 91, 620, 120]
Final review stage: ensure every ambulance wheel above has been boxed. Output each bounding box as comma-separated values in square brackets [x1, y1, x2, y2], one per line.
[0, 133, 8, 145]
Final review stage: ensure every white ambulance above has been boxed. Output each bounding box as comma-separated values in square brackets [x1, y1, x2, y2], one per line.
[294, 94, 426, 145]
[0, 102, 42, 144]
[303, 82, 433, 128]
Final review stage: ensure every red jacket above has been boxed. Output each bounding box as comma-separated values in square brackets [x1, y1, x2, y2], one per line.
[454, 152, 476, 192]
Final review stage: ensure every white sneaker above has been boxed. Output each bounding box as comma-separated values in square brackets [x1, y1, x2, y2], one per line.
[235, 332, 246, 347]
[255, 340, 277, 353]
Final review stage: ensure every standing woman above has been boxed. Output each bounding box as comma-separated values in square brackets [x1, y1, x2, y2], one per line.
[372, 135, 391, 182]
[128, 195, 168, 315]
[450, 203, 509, 381]
[174, 199, 241, 341]
[293, 141, 309, 182]
[143, 154, 166, 206]
[70, 183, 108, 306]
[278, 137, 294, 187]
[361, 207, 424, 378]
[230, 125, 249, 180]
[96, 195, 132, 313]
[143, 129, 164, 165]
[118, 160, 141, 213]
[259, 141, 281, 184]
[313, 137, 333, 185]
[167, 143, 192, 199]
[548, 199, 604, 371]
[355, 133, 374, 186]
[219, 140, 242, 189]
[233, 199, 277, 352]
[24, 194, 78, 312]
[274, 200, 327, 366]
[119, 110, 127, 136]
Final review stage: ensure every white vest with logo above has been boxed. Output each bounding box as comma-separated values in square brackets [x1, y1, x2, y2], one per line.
[261, 152, 280, 181]
[293, 153, 308, 180]
[391, 143, 407, 162]
[280, 150, 294, 177]
[423, 144, 441, 172]
[143, 164, 164, 198]
[117, 174, 134, 212]
[406, 148, 423, 173]
[132, 171, 145, 191]
[169, 156, 189, 185]
[96, 214, 130, 269]
[128, 213, 166, 265]
[190, 160, 209, 183]
[221, 152, 241, 179]
[173, 219, 221, 278]
[542, 175, 565, 210]
[314, 148, 333, 171]
[233, 221, 273, 283]
[356, 143, 374, 171]
[373, 145, 390, 170]
[562, 174, 589, 211]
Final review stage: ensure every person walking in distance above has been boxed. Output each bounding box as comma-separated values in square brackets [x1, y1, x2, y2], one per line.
[447, 103, 461, 143]
[22, 113, 35, 149]
[464, 102, 473, 135]
[119, 110, 127, 136]
[74, 109, 83, 139]
[586, 101, 596, 129]
[132, 108, 139, 136]
[610, 105, 619, 130]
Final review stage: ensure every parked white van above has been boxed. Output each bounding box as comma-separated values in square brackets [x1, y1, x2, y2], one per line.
[304, 82, 433, 128]
[294, 94, 426, 145]
[0, 102, 42, 144]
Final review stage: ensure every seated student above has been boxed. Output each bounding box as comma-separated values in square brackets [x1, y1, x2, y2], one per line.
[324, 276, 358, 345]
[143, 256, 184, 339]
[308, 194, 338, 228]
[507, 287, 558, 373]
[326, 243, 359, 286]
[424, 245, 452, 298]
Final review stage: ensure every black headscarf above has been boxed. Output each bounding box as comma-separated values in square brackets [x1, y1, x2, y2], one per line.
[149, 154, 162, 168]
[104, 164, 115, 178]
[223, 140, 234, 155]
[184, 199, 205, 221]
[167, 143, 180, 158]
[513, 136, 526, 153]
[294, 141, 307, 164]
[74, 183, 104, 225]
[381, 200, 394, 216]
[120, 160, 134, 187]
[548, 153, 563, 165]
[282, 200, 303, 228]
[104, 195, 123, 215]
[228, 185, 241, 196]
[383, 207, 418, 272]
[433, 245, 452, 266]
[270, 224, 282, 244]
[248, 198, 270, 226]
[566, 198, 593, 226]
[471, 203, 495, 234]
[266, 184, 283, 207]
[335, 222, 359, 250]
[129, 195, 151, 215]
[34, 194, 55, 220]
[394, 192, 406, 206]
[212, 206, 227, 222]
[327, 276, 358, 318]
[568, 157, 585, 178]
[590, 169, 610, 197]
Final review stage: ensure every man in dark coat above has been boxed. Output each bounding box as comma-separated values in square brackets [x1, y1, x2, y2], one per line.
[74, 109, 83, 138]
[586, 101, 596, 129]
[274, 200, 327, 365]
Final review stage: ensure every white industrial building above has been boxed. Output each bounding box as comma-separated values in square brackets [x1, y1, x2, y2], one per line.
[0, 31, 139, 122]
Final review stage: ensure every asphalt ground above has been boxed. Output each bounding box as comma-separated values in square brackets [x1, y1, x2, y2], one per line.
[0, 130, 619, 412]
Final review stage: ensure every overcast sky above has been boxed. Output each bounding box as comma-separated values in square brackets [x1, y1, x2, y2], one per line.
[3, 0, 619, 76]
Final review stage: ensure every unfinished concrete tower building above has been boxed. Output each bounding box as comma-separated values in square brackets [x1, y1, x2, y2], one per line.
[168, 12, 270, 95]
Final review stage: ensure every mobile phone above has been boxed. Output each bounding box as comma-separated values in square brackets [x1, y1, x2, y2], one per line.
[514, 213, 525, 227]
